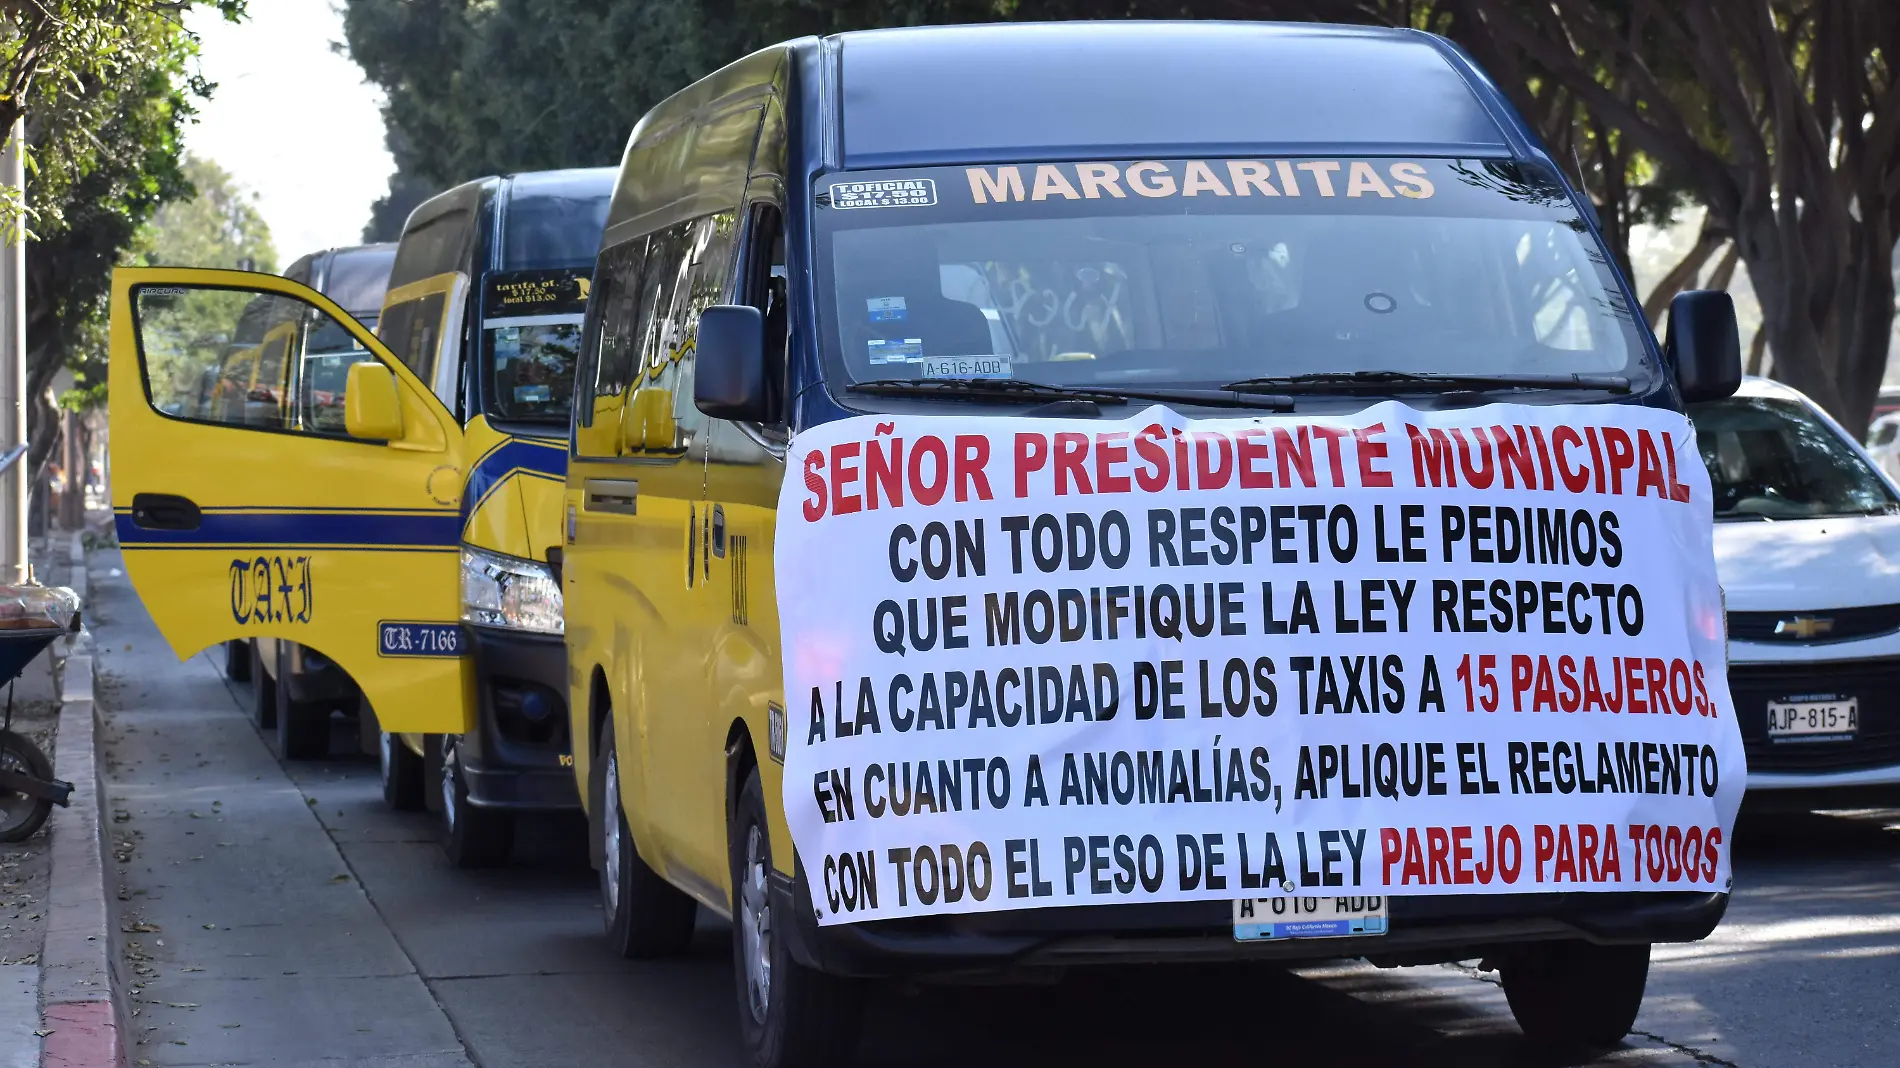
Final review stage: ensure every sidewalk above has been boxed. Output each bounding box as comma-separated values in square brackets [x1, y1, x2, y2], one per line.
[87, 544, 472, 1067]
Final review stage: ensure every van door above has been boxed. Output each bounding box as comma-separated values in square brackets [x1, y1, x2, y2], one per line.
[109, 267, 470, 734]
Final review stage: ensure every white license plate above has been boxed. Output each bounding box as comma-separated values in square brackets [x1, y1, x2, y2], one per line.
[1768, 698, 1859, 740]
[1233, 896, 1388, 941]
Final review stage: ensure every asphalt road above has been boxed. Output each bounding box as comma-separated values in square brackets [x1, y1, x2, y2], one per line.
[87, 544, 1899, 1068]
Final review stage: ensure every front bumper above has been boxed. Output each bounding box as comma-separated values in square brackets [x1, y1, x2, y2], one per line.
[1729, 653, 1900, 789]
[770, 867, 1727, 979]
[459, 624, 580, 811]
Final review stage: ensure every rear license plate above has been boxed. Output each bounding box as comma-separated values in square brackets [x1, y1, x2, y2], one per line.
[1233, 896, 1387, 941]
[1767, 697, 1858, 741]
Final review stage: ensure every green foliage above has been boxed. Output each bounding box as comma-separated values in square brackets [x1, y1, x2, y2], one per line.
[344, 0, 734, 195]
[125, 154, 277, 272]
[8, 2, 249, 478]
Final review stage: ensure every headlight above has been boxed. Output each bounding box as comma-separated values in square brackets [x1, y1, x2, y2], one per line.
[461, 546, 563, 634]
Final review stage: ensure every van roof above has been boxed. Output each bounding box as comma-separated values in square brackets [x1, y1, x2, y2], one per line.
[282, 243, 396, 318]
[833, 23, 1515, 168]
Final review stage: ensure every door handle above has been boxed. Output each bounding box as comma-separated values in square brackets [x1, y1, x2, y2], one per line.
[584, 479, 638, 515]
[130, 492, 201, 531]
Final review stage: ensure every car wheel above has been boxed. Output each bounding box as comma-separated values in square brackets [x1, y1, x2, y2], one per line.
[274, 645, 330, 761]
[439, 734, 513, 868]
[1502, 940, 1650, 1050]
[380, 730, 425, 811]
[249, 642, 275, 730]
[224, 639, 251, 682]
[595, 719, 697, 957]
[730, 767, 862, 1068]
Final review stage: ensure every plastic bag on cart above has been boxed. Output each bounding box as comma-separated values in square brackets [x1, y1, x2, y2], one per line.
[0, 584, 80, 632]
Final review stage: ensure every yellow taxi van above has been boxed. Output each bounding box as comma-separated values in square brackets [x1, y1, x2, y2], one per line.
[561, 24, 1742, 1068]
[110, 169, 615, 867]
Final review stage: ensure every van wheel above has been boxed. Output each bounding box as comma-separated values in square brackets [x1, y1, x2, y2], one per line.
[730, 768, 862, 1068]
[596, 720, 696, 956]
[249, 643, 275, 730]
[274, 648, 330, 761]
[1502, 940, 1650, 1050]
[224, 640, 251, 682]
[380, 730, 425, 811]
[439, 735, 513, 867]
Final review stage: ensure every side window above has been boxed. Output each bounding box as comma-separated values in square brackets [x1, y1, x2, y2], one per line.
[377, 289, 448, 384]
[133, 284, 373, 439]
[740, 203, 788, 432]
[594, 239, 648, 404]
[618, 213, 740, 455]
[624, 221, 695, 452]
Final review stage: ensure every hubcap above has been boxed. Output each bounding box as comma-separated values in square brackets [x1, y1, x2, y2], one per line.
[740, 823, 772, 1022]
[602, 751, 622, 915]
[440, 737, 457, 828]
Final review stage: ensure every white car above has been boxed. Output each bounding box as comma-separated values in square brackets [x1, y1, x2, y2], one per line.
[1694, 377, 1900, 803]
[1865, 410, 1900, 482]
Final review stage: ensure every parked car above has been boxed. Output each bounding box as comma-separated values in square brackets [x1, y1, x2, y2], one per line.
[1694, 377, 1900, 805]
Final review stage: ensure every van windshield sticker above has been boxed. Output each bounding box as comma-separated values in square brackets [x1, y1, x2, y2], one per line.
[868, 297, 908, 322]
[830, 178, 938, 209]
[964, 160, 1436, 204]
[867, 338, 923, 365]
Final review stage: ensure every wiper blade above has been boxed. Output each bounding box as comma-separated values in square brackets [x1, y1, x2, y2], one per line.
[846, 378, 1292, 411]
[1222, 370, 1631, 395]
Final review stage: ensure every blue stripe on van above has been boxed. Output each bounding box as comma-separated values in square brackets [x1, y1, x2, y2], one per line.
[460, 436, 568, 528]
[116, 509, 461, 549]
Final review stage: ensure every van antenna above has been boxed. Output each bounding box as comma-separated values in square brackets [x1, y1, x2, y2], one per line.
[1570, 137, 1594, 206]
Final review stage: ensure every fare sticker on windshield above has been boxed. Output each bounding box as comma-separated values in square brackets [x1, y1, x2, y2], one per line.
[830, 178, 938, 209]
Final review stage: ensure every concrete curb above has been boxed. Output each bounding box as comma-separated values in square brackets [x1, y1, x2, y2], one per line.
[38, 532, 121, 1068]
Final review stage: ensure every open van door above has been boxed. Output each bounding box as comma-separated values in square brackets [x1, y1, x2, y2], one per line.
[108, 268, 470, 734]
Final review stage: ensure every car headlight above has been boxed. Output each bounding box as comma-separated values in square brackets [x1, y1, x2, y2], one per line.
[461, 546, 563, 634]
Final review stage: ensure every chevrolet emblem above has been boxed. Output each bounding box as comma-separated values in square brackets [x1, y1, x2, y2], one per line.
[1774, 615, 1835, 639]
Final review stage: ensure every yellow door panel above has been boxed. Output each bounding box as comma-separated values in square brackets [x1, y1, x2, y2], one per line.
[109, 267, 470, 734]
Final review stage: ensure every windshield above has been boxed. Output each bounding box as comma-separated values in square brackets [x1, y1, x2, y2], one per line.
[1690, 396, 1898, 520]
[814, 158, 1651, 393]
[479, 268, 588, 424]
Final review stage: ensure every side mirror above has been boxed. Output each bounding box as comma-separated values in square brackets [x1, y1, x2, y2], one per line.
[344, 361, 404, 441]
[694, 305, 769, 422]
[1666, 290, 1742, 402]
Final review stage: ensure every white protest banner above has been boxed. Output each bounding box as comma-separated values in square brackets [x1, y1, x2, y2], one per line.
[776, 402, 1741, 925]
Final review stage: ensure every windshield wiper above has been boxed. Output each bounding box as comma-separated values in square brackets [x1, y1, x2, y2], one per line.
[1222, 370, 1631, 395]
[847, 378, 1293, 411]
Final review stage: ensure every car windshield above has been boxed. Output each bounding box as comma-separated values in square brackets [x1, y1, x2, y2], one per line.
[813, 157, 1653, 392]
[1690, 395, 1898, 520]
[479, 268, 588, 424]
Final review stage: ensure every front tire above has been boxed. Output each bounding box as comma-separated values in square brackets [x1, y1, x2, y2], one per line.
[439, 734, 513, 867]
[380, 729, 425, 811]
[596, 719, 696, 957]
[0, 730, 56, 843]
[223, 640, 251, 682]
[249, 642, 275, 730]
[730, 768, 862, 1068]
[274, 645, 330, 761]
[1502, 940, 1650, 1050]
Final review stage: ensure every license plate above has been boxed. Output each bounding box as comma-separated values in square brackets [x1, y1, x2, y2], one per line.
[1233, 896, 1388, 941]
[1768, 697, 1858, 740]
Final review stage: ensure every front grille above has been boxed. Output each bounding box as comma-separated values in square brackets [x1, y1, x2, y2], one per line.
[1728, 604, 1900, 644]
[1729, 658, 1900, 772]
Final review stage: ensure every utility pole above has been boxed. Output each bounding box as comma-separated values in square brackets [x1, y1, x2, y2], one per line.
[0, 117, 24, 583]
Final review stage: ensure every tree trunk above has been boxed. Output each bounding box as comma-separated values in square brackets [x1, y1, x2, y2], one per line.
[1643, 216, 1729, 326]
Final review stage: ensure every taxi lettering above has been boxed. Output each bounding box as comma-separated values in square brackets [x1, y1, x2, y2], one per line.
[966, 159, 1435, 204]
